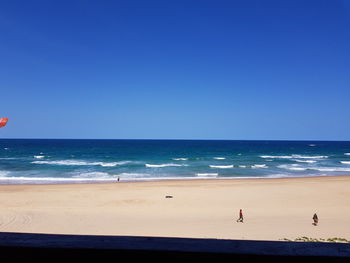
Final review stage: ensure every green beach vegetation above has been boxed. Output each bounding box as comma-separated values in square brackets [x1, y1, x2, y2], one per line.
[281, 237, 350, 243]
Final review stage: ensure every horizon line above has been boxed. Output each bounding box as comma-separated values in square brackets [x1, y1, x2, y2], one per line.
[1, 138, 350, 142]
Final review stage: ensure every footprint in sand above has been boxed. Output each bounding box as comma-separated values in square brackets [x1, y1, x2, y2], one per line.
[0, 212, 32, 230]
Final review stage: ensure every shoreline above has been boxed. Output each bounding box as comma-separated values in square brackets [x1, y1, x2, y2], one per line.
[0, 175, 349, 241]
[0, 173, 349, 186]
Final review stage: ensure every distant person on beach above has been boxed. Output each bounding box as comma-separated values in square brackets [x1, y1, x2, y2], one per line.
[117, 177, 120, 182]
[313, 213, 318, 226]
[236, 209, 244, 223]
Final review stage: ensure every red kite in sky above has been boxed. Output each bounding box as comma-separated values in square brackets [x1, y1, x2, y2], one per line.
[0, 118, 8, 128]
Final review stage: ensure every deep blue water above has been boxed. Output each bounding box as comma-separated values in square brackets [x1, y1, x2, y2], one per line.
[0, 139, 350, 184]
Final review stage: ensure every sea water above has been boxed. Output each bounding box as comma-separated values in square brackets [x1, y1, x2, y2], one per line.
[0, 139, 350, 184]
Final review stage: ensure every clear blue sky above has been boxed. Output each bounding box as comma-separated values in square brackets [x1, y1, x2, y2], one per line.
[1, 0, 349, 140]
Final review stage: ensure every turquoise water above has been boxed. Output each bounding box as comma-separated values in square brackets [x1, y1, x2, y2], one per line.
[0, 139, 350, 184]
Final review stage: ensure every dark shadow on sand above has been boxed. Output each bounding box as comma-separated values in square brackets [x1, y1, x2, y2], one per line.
[0, 232, 349, 262]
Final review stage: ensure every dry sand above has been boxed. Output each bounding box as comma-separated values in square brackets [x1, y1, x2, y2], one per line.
[0, 175, 349, 241]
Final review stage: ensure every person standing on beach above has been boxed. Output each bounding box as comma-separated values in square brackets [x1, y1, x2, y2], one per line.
[236, 209, 244, 223]
[313, 213, 318, 226]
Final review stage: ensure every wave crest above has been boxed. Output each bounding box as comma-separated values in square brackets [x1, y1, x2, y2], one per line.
[251, 164, 268, 169]
[294, 159, 317, 163]
[209, 165, 233, 169]
[279, 164, 350, 172]
[260, 155, 328, 159]
[145, 163, 186, 168]
[278, 164, 307, 171]
[31, 160, 130, 167]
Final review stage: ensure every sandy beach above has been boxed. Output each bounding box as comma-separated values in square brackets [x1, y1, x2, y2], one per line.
[0, 175, 349, 241]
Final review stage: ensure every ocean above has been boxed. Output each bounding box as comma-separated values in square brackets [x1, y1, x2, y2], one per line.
[0, 139, 350, 184]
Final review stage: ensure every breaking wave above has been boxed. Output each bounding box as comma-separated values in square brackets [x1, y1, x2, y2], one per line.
[72, 171, 111, 178]
[145, 163, 186, 168]
[196, 173, 218, 177]
[260, 155, 328, 159]
[251, 164, 268, 169]
[278, 164, 350, 172]
[31, 160, 130, 167]
[314, 167, 350, 172]
[294, 159, 317, 163]
[209, 165, 233, 169]
[278, 164, 308, 171]
[0, 171, 10, 176]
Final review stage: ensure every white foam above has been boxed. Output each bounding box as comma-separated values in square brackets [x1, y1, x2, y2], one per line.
[209, 165, 233, 169]
[94, 161, 130, 167]
[172, 158, 188, 161]
[298, 155, 328, 159]
[312, 167, 350, 172]
[196, 173, 218, 177]
[278, 164, 350, 172]
[260, 155, 328, 159]
[345, 153, 350, 156]
[294, 159, 317, 163]
[251, 164, 268, 169]
[265, 174, 295, 178]
[73, 172, 111, 178]
[34, 155, 45, 159]
[117, 173, 153, 178]
[42, 160, 89, 166]
[31, 160, 130, 167]
[340, 161, 350, 165]
[278, 164, 307, 171]
[213, 157, 226, 160]
[260, 155, 293, 159]
[145, 163, 186, 168]
[0, 171, 10, 176]
[239, 165, 247, 168]
[0, 176, 118, 184]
